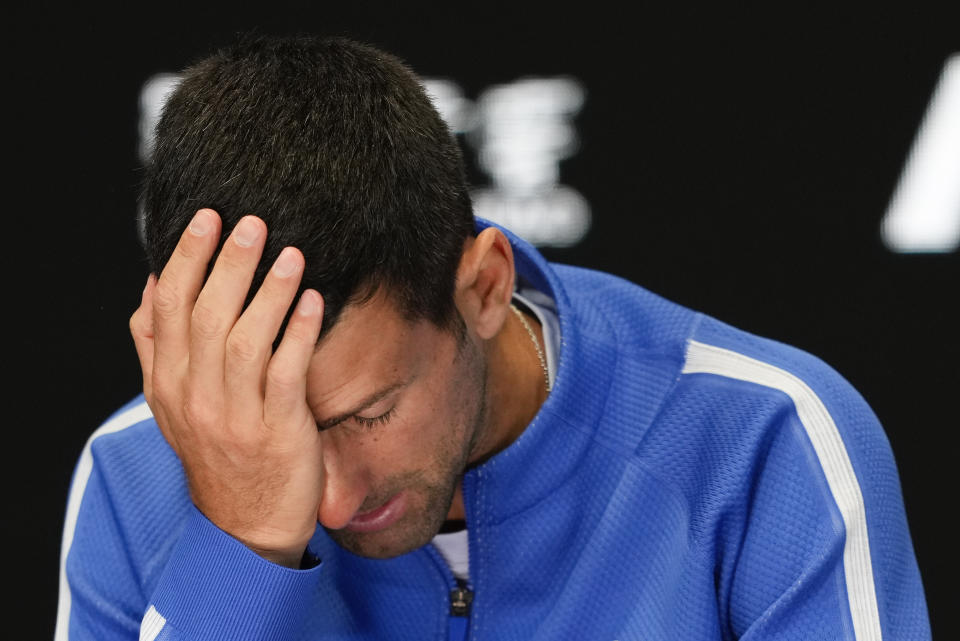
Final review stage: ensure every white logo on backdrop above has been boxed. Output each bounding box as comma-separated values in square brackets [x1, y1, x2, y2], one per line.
[138, 73, 591, 248]
[424, 77, 590, 247]
[882, 54, 960, 253]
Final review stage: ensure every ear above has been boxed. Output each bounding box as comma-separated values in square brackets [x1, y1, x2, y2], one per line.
[454, 228, 516, 340]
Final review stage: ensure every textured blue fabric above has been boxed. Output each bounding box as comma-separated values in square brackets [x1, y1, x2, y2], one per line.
[59, 223, 930, 640]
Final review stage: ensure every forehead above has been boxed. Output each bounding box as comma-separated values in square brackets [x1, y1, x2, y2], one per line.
[305, 289, 446, 406]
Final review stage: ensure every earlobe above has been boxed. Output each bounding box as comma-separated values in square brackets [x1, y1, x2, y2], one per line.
[454, 228, 515, 340]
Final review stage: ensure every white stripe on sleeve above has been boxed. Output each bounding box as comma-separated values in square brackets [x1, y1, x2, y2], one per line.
[139, 605, 167, 641]
[682, 340, 882, 641]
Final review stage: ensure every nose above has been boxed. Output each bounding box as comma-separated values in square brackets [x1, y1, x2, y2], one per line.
[317, 434, 369, 530]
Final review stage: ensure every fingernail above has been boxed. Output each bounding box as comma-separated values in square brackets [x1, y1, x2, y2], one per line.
[189, 210, 213, 236]
[297, 290, 322, 316]
[272, 247, 300, 278]
[234, 217, 262, 247]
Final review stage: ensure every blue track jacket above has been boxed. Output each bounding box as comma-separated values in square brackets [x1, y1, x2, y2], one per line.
[57, 222, 930, 640]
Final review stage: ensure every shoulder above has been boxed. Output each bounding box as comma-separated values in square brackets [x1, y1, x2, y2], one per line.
[63, 396, 192, 594]
[82, 396, 186, 502]
[668, 318, 923, 638]
[549, 263, 891, 495]
[634, 310, 900, 577]
[681, 314, 883, 449]
[552, 262, 879, 439]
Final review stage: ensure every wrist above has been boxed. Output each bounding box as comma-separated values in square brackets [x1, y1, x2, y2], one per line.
[197, 507, 315, 569]
[245, 543, 309, 569]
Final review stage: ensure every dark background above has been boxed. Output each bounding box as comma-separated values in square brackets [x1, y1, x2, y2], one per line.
[10, 3, 957, 638]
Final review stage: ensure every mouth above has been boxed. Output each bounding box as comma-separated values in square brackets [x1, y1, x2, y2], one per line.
[345, 491, 408, 533]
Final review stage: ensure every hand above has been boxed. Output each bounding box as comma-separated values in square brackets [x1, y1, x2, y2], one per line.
[129, 209, 325, 568]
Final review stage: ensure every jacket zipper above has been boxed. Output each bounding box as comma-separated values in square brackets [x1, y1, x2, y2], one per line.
[425, 544, 474, 639]
[449, 578, 474, 617]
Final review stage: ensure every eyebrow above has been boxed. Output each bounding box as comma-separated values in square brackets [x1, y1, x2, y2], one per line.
[314, 380, 408, 432]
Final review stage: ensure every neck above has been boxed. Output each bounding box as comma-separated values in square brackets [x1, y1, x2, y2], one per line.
[483, 305, 549, 457]
[446, 306, 547, 521]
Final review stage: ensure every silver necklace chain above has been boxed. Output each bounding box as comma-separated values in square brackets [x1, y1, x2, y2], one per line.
[510, 304, 551, 393]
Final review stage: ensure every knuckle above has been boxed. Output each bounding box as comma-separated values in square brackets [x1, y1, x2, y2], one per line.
[280, 318, 313, 346]
[191, 301, 228, 340]
[226, 330, 262, 364]
[265, 361, 298, 391]
[149, 376, 174, 409]
[182, 394, 217, 430]
[129, 309, 143, 335]
[130, 304, 153, 335]
[173, 238, 200, 262]
[152, 281, 182, 318]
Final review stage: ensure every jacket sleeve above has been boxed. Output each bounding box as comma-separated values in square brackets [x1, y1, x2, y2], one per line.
[708, 361, 931, 640]
[136, 509, 324, 641]
[56, 404, 323, 641]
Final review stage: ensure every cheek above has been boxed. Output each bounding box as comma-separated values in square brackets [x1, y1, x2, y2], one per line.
[382, 389, 471, 470]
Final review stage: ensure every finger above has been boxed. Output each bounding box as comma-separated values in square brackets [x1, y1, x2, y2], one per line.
[186, 215, 267, 401]
[130, 274, 157, 401]
[225, 246, 305, 412]
[263, 289, 324, 427]
[131, 274, 180, 452]
[152, 209, 222, 376]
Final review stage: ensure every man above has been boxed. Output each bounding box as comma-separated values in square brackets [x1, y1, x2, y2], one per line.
[57, 35, 930, 640]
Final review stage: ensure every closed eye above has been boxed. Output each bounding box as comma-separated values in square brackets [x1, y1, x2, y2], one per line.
[352, 406, 396, 429]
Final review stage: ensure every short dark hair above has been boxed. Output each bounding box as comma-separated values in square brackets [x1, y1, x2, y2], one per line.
[142, 34, 474, 335]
